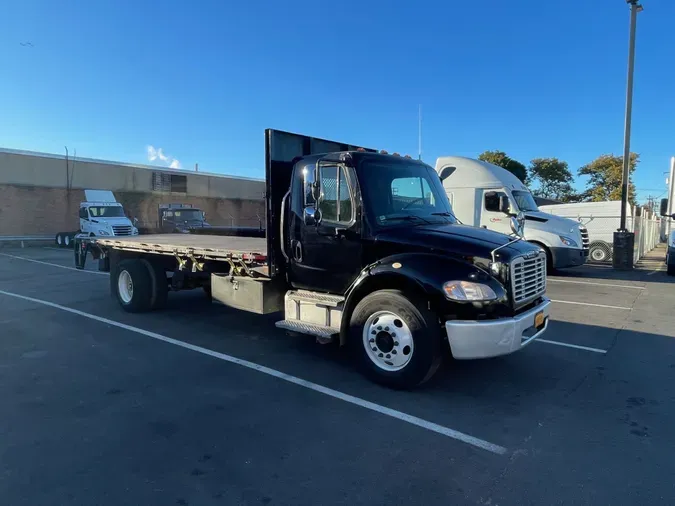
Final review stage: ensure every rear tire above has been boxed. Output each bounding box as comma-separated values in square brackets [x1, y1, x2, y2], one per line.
[348, 289, 442, 389]
[114, 259, 153, 313]
[64, 234, 71, 249]
[55, 233, 63, 247]
[668, 261, 675, 276]
[141, 259, 168, 310]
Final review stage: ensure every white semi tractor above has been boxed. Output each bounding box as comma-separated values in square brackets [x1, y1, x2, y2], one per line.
[436, 156, 589, 270]
[55, 190, 138, 247]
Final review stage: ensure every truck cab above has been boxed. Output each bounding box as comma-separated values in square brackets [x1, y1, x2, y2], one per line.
[436, 156, 589, 269]
[78, 190, 138, 237]
[158, 204, 208, 233]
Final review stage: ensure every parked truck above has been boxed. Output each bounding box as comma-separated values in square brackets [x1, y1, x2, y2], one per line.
[56, 190, 138, 247]
[74, 129, 551, 389]
[157, 203, 209, 233]
[436, 156, 589, 270]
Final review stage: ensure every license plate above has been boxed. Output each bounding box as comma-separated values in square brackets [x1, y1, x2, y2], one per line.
[534, 311, 545, 329]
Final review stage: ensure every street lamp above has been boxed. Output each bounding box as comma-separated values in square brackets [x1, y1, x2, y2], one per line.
[614, 0, 643, 269]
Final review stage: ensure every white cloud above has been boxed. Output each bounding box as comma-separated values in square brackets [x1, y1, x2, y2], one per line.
[146, 144, 181, 169]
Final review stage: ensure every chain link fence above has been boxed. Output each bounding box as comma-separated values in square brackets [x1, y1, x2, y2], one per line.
[572, 212, 662, 264]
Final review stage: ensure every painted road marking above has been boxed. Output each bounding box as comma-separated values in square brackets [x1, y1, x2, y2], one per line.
[0, 289, 508, 456]
[547, 278, 644, 290]
[0, 253, 107, 276]
[537, 339, 607, 354]
[550, 299, 631, 310]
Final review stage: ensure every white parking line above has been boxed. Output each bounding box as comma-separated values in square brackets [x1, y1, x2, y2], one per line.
[537, 339, 607, 354]
[551, 299, 631, 310]
[0, 253, 107, 275]
[0, 288, 508, 456]
[547, 279, 644, 290]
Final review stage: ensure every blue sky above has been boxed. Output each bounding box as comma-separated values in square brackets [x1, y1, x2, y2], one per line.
[1, 0, 673, 202]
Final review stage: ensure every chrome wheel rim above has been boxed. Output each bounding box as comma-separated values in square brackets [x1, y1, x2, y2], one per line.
[591, 248, 606, 261]
[118, 270, 133, 303]
[362, 310, 414, 371]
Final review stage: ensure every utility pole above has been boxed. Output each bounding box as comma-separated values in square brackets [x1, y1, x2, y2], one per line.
[613, 0, 643, 269]
[418, 104, 422, 161]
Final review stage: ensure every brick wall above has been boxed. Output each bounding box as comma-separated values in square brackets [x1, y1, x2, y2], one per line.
[0, 184, 265, 236]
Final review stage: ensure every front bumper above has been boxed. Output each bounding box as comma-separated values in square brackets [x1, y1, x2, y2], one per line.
[550, 247, 586, 268]
[445, 298, 551, 359]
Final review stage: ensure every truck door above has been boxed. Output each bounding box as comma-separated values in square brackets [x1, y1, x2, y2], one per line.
[79, 207, 90, 233]
[481, 189, 512, 235]
[290, 163, 362, 294]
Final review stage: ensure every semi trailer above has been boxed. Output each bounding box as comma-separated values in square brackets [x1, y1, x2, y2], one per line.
[74, 129, 551, 389]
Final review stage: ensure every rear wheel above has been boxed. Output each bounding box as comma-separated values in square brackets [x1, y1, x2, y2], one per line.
[141, 259, 169, 310]
[55, 233, 63, 247]
[348, 289, 442, 389]
[114, 259, 153, 313]
[64, 234, 71, 249]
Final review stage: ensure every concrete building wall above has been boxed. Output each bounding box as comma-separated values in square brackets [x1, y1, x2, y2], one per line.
[0, 149, 266, 236]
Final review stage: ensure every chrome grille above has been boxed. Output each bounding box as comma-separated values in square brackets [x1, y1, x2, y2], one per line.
[580, 226, 590, 252]
[511, 252, 547, 307]
[112, 225, 132, 236]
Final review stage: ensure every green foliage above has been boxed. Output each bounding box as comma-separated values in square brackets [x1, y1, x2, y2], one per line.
[478, 150, 527, 183]
[578, 153, 638, 206]
[529, 158, 577, 202]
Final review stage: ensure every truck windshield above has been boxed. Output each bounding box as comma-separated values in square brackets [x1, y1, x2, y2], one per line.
[358, 160, 456, 226]
[88, 206, 126, 218]
[168, 210, 204, 221]
[511, 190, 539, 212]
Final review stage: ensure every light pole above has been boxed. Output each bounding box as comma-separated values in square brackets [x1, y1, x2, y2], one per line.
[614, 0, 643, 269]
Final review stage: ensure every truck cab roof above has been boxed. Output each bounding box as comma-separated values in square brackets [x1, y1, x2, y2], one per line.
[436, 156, 528, 191]
[295, 151, 428, 169]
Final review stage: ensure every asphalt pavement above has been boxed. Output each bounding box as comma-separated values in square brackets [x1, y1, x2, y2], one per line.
[1, 246, 674, 505]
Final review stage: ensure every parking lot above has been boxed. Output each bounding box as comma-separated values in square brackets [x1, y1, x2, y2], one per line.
[1, 246, 674, 506]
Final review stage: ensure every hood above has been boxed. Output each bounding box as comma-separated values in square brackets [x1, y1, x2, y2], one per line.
[524, 211, 581, 234]
[374, 223, 540, 263]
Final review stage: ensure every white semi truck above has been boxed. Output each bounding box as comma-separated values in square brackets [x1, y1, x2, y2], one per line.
[436, 156, 589, 270]
[55, 190, 138, 247]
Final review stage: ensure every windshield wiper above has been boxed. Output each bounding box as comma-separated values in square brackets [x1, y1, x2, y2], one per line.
[431, 211, 462, 224]
[381, 215, 434, 225]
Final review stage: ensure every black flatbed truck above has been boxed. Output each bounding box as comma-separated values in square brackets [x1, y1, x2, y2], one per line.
[75, 129, 551, 389]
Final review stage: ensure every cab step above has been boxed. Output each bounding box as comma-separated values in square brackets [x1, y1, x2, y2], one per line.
[286, 290, 344, 307]
[275, 320, 337, 344]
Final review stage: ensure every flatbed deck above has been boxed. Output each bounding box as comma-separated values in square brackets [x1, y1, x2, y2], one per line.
[94, 234, 267, 261]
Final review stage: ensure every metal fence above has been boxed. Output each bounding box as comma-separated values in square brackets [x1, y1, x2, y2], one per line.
[569, 212, 662, 264]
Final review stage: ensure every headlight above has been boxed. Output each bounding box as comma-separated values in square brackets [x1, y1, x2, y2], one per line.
[559, 235, 578, 247]
[132, 227, 139, 235]
[98, 230, 110, 236]
[443, 280, 497, 301]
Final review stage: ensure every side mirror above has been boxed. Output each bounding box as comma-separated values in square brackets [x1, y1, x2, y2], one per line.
[133, 217, 139, 226]
[510, 212, 525, 237]
[499, 195, 512, 215]
[304, 206, 319, 226]
[660, 198, 668, 217]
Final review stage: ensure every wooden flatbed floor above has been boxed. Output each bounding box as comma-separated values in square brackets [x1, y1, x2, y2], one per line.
[95, 233, 267, 260]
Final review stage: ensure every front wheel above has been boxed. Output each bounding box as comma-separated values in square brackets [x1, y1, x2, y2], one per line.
[589, 242, 611, 263]
[348, 289, 442, 389]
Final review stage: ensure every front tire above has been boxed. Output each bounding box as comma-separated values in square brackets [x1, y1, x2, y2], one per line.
[348, 289, 442, 389]
[590, 242, 611, 263]
[114, 259, 153, 313]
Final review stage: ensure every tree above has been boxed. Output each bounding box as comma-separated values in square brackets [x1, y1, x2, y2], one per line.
[529, 158, 577, 202]
[478, 150, 527, 183]
[578, 153, 638, 205]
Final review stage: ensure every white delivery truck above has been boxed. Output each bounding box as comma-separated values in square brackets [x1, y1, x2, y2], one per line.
[539, 200, 633, 263]
[436, 156, 589, 269]
[55, 190, 138, 247]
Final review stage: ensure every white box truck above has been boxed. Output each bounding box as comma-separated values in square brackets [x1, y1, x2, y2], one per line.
[55, 190, 138, 247]
[436, 156, 589, 269]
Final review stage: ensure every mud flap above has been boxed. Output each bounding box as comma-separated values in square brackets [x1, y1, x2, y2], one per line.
[74, 237, 88, 269]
